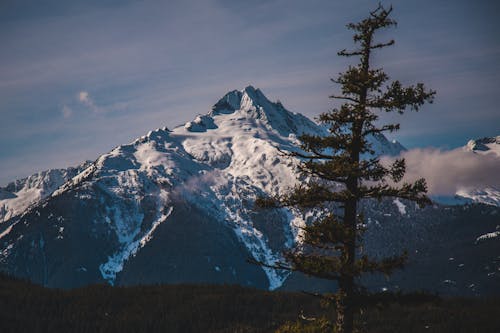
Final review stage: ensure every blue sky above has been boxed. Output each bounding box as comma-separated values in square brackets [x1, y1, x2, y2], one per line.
[1, 0, 499, 184]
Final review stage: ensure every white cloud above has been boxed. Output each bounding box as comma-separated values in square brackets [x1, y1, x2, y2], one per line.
[78, 91, 90, 104]
[77, 90, 101, 113]
[382, 147, 500, 196]
[172, 170, 225, 199]
[61, 105, 73, 118]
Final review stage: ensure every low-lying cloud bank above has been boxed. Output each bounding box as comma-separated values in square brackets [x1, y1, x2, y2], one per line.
[382, 148, 499, 196]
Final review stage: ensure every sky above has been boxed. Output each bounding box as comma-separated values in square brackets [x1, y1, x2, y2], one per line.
[1, 0, 499, 185]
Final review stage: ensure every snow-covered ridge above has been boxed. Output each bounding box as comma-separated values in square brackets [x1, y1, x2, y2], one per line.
[0, 162, 91, 223]
[456, 187, 500, 207]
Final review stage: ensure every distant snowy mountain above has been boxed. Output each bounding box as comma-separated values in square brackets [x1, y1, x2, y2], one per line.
[451, 136, 500, 206]
[465, 136, 500, 157]
[0, 87, 498, 296]
[0, 162, 91, 223]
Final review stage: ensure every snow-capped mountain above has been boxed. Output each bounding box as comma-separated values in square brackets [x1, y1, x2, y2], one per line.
[453, 136, 500, 206]
[0, 87, 498, 295]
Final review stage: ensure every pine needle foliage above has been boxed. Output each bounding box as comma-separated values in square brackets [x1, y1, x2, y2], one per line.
[255, 5, 435, 333]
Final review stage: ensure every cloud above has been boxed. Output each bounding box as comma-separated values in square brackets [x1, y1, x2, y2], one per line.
[61, 105, 73, 118]
[77, 90, 101, 113]
[78, 91, 90, 104]
[172, 170, 225, 199]
[382, 148, 500, 196]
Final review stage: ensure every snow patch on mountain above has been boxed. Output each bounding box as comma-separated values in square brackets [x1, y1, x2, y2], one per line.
[393, 199, 407, 215]
[100, 204, 173, 284]
[475, 230, 500, 244]
[211, 178, 290, 290]
[0, 224, 13, 240]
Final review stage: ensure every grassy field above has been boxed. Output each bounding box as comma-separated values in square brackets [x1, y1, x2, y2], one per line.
[1, 273, 499, 332]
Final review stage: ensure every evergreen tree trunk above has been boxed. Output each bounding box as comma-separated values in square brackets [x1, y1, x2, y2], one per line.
[338, 58, 364, 333]
[338, 180, 358, 333]
[346, 208, 357, 333]
[336, 276, 354, 333]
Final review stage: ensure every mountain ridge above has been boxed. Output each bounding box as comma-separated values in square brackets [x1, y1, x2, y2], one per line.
[0, 87, 498, 295]
[0, 86, 410, 289]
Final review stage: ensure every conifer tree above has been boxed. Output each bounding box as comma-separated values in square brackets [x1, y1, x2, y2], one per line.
[255, 5, 435, 333]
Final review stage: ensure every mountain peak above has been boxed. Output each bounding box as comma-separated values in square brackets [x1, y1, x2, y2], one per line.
[211, 89, 242, 115]
[241, 85, 266, 103]
[210, 85, 268, 115]
[203, 86, 321, 137]
[242, 84, 258, 95]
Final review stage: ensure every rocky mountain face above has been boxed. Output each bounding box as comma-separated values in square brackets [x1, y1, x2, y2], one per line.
[0, 86, 498, 295]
